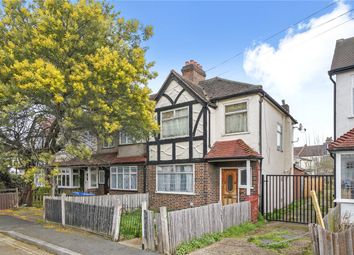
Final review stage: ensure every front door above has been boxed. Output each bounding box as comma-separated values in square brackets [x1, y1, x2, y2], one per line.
[222, 169, 238, 205]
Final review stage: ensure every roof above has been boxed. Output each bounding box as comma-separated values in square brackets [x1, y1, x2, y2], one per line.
[328, 128, 354, 151]
[59, 153, 146, 167]
[294, 144, 328, 157]
[329, 37, 354, 74]
[205, 139, 262, 160]
[199, 77, 262, 101]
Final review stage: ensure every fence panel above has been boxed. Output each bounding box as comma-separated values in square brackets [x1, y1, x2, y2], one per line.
[65, 201, 114, 236]
[223, 201, 251, 229]
[309, 224, 354, 255]
[44, 198, 62, 223]
[0, 189, 18, 210]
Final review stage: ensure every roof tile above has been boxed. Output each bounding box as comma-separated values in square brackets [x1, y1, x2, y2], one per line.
[328, 128, 354, 151]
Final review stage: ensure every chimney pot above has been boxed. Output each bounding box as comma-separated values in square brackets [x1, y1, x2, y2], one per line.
[181, 59, 206, 84]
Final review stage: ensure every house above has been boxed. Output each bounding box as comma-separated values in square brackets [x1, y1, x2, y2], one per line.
[328, 37, 354, 219]
[147, 60, 297, 209]
[328, 36, 354, 222]
[293, 137, 333, 175]
[55, 132, 147, 195]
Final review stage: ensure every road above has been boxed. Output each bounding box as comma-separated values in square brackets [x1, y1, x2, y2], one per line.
[0, 233, 52, 255]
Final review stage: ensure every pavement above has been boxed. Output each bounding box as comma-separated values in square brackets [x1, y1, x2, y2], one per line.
[0, 215, 156, 255]
[0, 232, 52, 255]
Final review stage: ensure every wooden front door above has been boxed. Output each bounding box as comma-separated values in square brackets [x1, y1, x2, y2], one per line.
[222, 169, 238, 205]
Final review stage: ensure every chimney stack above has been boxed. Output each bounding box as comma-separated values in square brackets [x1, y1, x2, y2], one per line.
[281, 99, 290, 113]
[181, 60, 206, 84]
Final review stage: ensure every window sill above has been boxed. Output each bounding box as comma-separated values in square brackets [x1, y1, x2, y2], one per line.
[88, 186, 99, 189]
[334, 199, 354, 204]
[348, 116, 354, 119]
[110, 188, 138, 191]
[159, 135, 189, 140]
[155, 191, 195, 196]
[58, 186, 80, 189]
[223, 131, 249, 137]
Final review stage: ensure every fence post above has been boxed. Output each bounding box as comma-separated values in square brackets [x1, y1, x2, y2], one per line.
[61, 193, 66, 226]
[15, 188, 19, 208]
[112, 202, 122, 242]
[160, 206, 170, 255]
[142, 201, 147, 250]
[43, 196, 46, 220]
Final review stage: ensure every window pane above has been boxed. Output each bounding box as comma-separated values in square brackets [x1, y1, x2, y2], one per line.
[157, 165, 193, 193]
[111, 174, 117, 189]
[341, 154, 354, 199]
[175, 108, 188, 117]
[131, 174, 137, 190]
[225, 112, 247, 133]
[117, 174, 123, 189]
[162, 111, 174, 119]
[73, 174, 79, 187]
[225, 103, 247, 113]
[240, 170, 247, 185]
[99, 170, 105, 184]
[227, 175, 234, 192]
[124, 174, 129, 189]
[91, 172, 97, 187]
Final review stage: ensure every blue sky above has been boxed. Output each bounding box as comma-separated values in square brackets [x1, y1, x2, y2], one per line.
[112, 0, 354, 145]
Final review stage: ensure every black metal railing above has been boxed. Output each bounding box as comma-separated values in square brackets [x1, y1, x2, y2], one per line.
[262, 175, 334, 224]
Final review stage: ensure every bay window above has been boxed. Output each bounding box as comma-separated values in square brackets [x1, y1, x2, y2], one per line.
[341, 154, 354, 199]
[110, 166, 137, 190]
[225, 102, 247, 134]
[157, 164, 194, 194]
[161, 107, 189, 139]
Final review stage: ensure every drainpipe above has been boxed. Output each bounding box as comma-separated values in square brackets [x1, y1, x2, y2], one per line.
[259, 92, 265, 213]
[328, 72, 336, 203]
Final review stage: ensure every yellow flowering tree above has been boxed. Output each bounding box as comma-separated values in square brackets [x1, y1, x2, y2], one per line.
[0, 0, 158, 180]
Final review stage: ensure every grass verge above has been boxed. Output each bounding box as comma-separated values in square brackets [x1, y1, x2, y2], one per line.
[119, 209, 142, 240]
[247, 230, 290, 249]
[175, 215, 265, 255]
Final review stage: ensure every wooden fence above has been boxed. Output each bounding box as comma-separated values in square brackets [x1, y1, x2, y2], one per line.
[143, 201, 251, 254]
[309, 224, 354, 255]
[0, 188, 19, 210]
[64, 193, 148, 211]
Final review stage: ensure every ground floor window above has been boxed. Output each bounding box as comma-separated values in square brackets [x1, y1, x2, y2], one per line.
[89, 168, 98, 189]
[110, 166, 137, 190]
[156, 164, 194, 194]
[99, 170, 105, 184]
[341, 154, 354, 199]
[56, 168, 80, 188]
[239, 168, 247, 188]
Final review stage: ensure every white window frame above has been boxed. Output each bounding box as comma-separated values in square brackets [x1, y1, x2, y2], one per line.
[276, 123, 283, 151]
[98, 170, 105, 185]
[335, 152, 354, 203]
[160, 106, 189, 139]
[57, 168, 80, 189]
[87, 167, 98, 189]
[102, 137, 115, 149]
[156, 164, 195, 195]
[119, 132, 135, 145]
[72, 169, 80, 188]
[238, 168, 248, 188]
[110, 165, 138, 191]
[223, 101, 248, 135]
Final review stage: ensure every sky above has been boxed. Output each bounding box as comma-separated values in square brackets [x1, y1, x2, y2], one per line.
[112, 0, 354, 146]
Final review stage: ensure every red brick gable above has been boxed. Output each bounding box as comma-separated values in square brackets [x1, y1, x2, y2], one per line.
[328, 128, 354, 151]
[205, 139, 262, 160]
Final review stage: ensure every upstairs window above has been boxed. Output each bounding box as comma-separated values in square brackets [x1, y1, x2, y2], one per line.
[119, 132, 134, 145]
[225, 102, 248, 134]
[102, 137, 115, 149]
[276, 123, 283, 151]
[161, 107, 189, 139]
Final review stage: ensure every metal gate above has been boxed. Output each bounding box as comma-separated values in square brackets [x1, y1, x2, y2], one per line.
[262, 175, 334, 224]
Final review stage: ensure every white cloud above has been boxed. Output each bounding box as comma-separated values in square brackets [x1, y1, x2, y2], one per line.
[243, 1, 354, 145]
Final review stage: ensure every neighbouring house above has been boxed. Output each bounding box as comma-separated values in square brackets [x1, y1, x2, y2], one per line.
[293, 137, 333, 175]
[147, 60, 297, 210]
[328, 36, 354, 222]
[54, 132, 147, 195]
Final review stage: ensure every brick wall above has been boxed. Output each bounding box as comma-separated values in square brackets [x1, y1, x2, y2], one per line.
[147, 163, 219, 210]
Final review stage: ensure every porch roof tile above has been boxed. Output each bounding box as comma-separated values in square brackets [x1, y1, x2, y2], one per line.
[328, 128, 354, 151]
[59, 153, 146, 167]
[205, 139, 262, 160]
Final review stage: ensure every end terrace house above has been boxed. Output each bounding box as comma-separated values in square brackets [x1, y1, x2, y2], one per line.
[147, 60, 297, 209]
[328, 36, 354, 222]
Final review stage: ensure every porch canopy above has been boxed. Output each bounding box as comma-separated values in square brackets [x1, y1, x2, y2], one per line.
[204, 139, 262, 161]
[328, 128, 354, 201]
